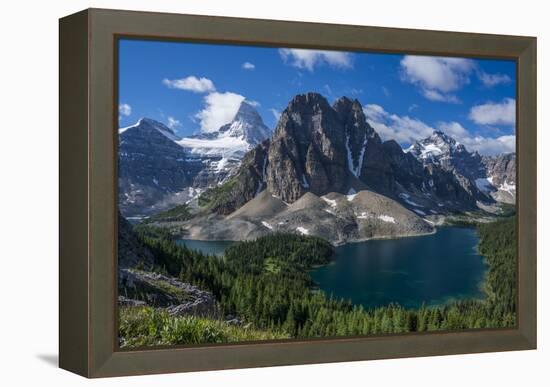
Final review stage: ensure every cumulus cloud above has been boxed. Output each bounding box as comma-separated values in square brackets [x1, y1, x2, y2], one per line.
[363, 104, 434, 144]
[400, 56, 475, 102]
[363, 103, 515, 156]
[478, 71, 512, 87]
[421, 89, 460, 103]
[162, 76, 216, 93]
[439, 121, 515, 155]
[279, 48, 353, 71]
[242, 62, 255, 70]
[167, 116, 181, 130]
[119, 103, 132, 117]
[468, 98, 516, 126]
[460, 134, 515, 156]
[195, 92, 245, 132]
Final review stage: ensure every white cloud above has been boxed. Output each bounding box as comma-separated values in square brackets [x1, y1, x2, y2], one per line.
[460, 134, 515, 155]
[469, 98, 515, 126]
[195, 92, 245, 133]
[400, 56, 474, 102]
[436, 121, 515, 155]
[421, 89, 460, 104]
[245, 99, 261, 107]
[167, 116, 181, 129]
[364, 104, 514, 156]
[478, 71, 512, 87]
[279, 48, 353, 71]
[118, 103, 132, 117]
[162, 76, 216, 93]
[242, 62, 255, 70]
[269, 108, 281, 121]
[436, 121, 469, 139]
[363, 104, 434, 144]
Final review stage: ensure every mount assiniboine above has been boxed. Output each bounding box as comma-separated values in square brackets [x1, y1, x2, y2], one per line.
[119, 92, 515, 244]
[118, 100, 271, 216]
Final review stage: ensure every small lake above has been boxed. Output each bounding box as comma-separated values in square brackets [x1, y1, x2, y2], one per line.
[176, 239, 234, 256]
[176, 227, 487, 310]
[311, 227, 487, 309]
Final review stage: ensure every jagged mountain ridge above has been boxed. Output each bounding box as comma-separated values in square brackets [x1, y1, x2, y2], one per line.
[407, 131, 516, 204]
[201, 92, 489, 215]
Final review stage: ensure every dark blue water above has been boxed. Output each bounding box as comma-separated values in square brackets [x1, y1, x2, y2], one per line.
[176, 239, 234, 256]
[175, 227, 487, 310]
[311, 227, 487, 309]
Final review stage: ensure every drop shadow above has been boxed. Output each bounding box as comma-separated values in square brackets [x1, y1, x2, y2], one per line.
[36, 353, 58, 367]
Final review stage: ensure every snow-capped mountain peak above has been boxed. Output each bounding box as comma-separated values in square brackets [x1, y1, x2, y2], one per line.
[178, 100, 271, 157]
[407, 130, 516, 205]
[119, 117, 181, 142]
[218, 101, 271, 144]
[407, 130, 460, 161]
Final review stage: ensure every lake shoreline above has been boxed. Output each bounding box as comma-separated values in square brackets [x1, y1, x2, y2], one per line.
[174, 225, 439, 248]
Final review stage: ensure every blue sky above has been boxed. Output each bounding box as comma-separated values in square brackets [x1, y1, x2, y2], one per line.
[118, 39, 516, 155]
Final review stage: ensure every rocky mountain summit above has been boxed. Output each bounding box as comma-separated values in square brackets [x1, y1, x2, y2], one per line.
[407, 131, 484, 180]
[201, 93, 488, 217]
[407, 131, 516, 204]
[118, 101, 272, 216]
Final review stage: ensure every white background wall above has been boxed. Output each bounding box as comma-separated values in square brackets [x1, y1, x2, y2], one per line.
[0, 0, 547, 385]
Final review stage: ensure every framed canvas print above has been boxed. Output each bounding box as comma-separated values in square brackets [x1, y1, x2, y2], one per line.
[59, 8, 537, 378]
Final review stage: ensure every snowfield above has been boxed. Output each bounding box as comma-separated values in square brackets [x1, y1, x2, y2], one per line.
[261, 221, 273, 230]
[296, 226, 310, 235]
[321, 197, 337, 208]
[346, 188, 358, 201]
[177, 136, 250, 156]
[378, 215, 396, 224]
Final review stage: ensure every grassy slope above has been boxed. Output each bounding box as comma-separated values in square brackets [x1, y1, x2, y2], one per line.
[119, 306, 289, 348]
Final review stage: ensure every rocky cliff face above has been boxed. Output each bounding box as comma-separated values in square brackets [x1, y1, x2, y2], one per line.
[118, 118, 193, 216]
[407, 131, 516, 204]
[481, 153, 516, 204]
[202, 93, 482, 215]
[267, 94, 351, 202]
[118, 213, 220, 318]
[407, 131, 485, 180]
[118, 101, 272, 216]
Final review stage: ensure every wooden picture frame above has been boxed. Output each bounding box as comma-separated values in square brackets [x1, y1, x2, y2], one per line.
[59, 8, 537, 378]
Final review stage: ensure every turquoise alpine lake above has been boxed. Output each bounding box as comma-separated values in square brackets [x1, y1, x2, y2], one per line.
[311, 227, 487, 309]
[176, 227, 488, 310]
